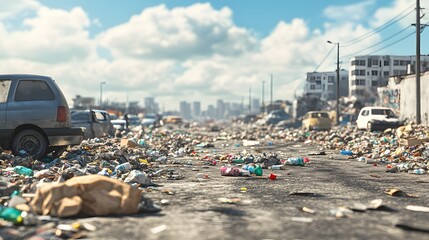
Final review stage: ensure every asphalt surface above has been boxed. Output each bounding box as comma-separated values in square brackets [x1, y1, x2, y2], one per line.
[58, 140, 429, 240]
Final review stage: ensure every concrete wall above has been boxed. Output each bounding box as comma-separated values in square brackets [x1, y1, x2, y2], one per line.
[398, 72, 429, 125]
[421, 73, 429, 125]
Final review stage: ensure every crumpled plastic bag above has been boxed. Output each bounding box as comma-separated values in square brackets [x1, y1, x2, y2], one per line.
[30, 175, 142, 217]
[124, 170, 152, 186]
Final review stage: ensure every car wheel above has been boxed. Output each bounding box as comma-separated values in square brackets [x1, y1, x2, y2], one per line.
[367, 122, 373, 132]
[12, 129, 48, 160]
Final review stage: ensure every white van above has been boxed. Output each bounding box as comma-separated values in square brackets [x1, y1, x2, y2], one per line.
[356, 106, 402, 131]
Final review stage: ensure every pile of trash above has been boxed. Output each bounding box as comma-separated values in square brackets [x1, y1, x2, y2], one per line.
[1, 121, 429, 238]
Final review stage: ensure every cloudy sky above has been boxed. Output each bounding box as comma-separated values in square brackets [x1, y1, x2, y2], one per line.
[1, 0, 428, 111]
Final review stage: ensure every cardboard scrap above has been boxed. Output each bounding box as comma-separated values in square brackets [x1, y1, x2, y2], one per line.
[385, 188, 418, 198]
[30, 175, 142, 217]
[120, 139, 139, 148]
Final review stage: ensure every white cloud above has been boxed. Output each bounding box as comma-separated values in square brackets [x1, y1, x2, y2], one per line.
[0, 0, 41, 20]
[96, 3, 257, 60]
[324, 0, 376, 23]
[0, 0, 407, 111]
[0, 6, 93, 63]
[371, 0, 426, 28]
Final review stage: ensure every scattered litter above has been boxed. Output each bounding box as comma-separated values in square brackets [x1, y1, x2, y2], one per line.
[330, 207, 354, 218]
[291, 217, 313, 223]
[405, 205, 429, 213]
[218, 198, 241, 204]
[300, 207, 316, 214]
[151, 224, 168, 234]
[385, 188, 418, 198]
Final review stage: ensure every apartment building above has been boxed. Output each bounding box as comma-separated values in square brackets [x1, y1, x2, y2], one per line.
[348, 55, 429, 102]
[304, 70, 348, 101]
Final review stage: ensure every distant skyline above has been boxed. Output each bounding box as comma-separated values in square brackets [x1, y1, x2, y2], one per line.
[1, 0, 428, 110]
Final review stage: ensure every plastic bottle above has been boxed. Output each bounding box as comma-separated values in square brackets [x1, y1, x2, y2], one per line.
[14, 166, 33, 176]
[408, 169, 426, 175]
[220, 166, 240, 176]
[284, 157, 305, 166]
[0, 206, 24, 224]
[242, 165, 255, 174]
[270, 165, 285, 170]
[255, 165, 263, 176]
[115, 162, 132, 173]
[232, 158, 245, 163]
[239, 169, 250, 176]
[340, 150, 353, 156]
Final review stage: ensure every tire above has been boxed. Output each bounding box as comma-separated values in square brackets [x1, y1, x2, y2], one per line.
[12, 129, 48, 160]
[367, 122, 373, 132]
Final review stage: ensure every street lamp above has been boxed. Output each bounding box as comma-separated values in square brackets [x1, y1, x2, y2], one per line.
[327, 40, 340, 125]
[100, 82, 106, 108]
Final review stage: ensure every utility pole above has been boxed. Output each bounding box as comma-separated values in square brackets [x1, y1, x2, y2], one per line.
[270, 73, 273, 107]
[241, 96, 244, 115]
[336, 43, 340, 125]
[328, 40, 340, 125]
[262, 80, 266, 113]
[249, 87, 251, 113]
[411, 0, 422, 124]
[99, 82, 106, 108]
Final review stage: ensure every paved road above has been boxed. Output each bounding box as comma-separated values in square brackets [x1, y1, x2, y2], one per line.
[74, 140, 429, 240]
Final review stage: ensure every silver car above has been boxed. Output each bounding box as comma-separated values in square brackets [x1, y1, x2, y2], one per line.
[0, 74, 84, 159]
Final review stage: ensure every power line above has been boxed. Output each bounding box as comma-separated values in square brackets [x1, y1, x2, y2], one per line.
[315, 3, 421, 72]
[362, 30, 415, 55]
[342, 4, 415, 47]
[341, 18, 429, 60]
[341, 25, 415, 59]
[314, 45, 335, 72]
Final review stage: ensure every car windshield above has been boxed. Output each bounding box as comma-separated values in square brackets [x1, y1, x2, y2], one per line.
[71, 112, 89, 121]
[311, 112, 329, 118]
[372, 109, 396, 117]
[143, 114, 156, 119]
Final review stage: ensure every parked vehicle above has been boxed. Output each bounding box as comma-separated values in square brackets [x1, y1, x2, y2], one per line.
[126, 114, 141, 127]
[234, 114, 259, 124]
[71, 109, 114, 139]
[356, 106, 402, 132]
[257, 110, 291, 126]
[275, 119, 302, 129]
[111, 119, 127, 131]
[141, 113, 159, 127]
[0, 74, 83, 159]
[339, 113, 358, 125]
[164, 115, 183, 124]
[301, 111, 332, 131]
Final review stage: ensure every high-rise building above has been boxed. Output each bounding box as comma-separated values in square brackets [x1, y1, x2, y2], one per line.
[216, 99, 225, 119]
[192, 101, 201, 118]
[252, 99, 260, 114]
[179, 101, 192, 120]
[144, 97, 158, 114]
[206, 104, 215, 119]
